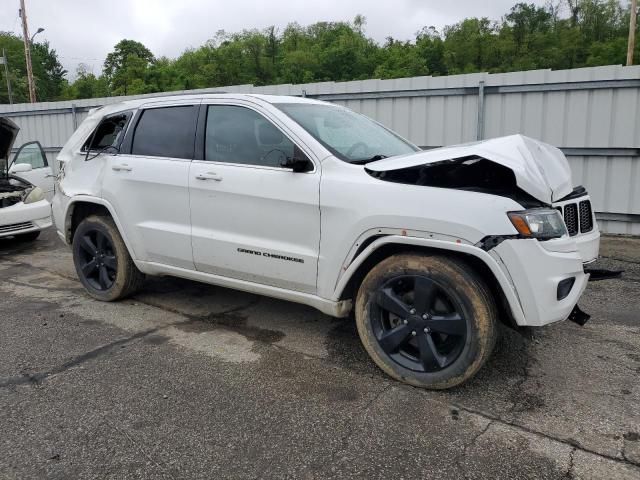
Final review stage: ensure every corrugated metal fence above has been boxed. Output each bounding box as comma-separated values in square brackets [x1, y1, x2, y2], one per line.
[1, 65, 639, 234]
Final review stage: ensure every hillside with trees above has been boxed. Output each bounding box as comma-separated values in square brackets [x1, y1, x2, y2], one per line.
[0, 0, 638, 103]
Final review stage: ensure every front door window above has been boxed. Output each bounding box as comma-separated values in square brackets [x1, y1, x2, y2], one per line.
[13, 141, 47, 169]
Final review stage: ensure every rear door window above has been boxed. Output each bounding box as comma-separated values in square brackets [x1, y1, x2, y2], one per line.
[132, 106, 198, 159]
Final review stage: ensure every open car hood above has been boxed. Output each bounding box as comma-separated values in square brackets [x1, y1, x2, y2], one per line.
[0, 117, 20, 180]
[366, 134, 572, 204]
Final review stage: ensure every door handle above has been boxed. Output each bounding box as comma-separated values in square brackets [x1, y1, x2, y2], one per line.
[195, 172, 223, 181]
[112, 164, 132, 172]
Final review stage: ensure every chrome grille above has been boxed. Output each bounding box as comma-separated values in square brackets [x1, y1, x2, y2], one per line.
[0, 222, 34, 234]
[579, 200, 593, 233]
[563, 204, 579, 236]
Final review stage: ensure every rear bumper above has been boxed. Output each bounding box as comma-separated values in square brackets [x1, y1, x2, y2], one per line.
[0, 200, 52, 238]
[493, 238, 589, 327]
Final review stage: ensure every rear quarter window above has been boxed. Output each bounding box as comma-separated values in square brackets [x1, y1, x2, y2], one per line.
[82, 112, 131, 152]
[131, 106, 198, 159]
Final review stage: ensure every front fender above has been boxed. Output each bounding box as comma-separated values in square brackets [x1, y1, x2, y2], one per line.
[333, 235, 526, 325]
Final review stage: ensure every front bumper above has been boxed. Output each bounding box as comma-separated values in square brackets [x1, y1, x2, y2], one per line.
[0, 199, 52, 238]
[574, 229, 600, 264]
[493, 238, 590, 327]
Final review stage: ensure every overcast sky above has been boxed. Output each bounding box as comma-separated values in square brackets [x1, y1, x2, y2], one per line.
[3, 0, 553, 78]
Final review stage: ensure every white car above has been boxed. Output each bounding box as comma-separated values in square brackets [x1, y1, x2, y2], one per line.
[52, 94, 600, 389]
[0, 117, 53, 241]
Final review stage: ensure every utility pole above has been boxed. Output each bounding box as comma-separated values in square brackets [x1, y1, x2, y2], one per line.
[1, 49, 12, 104]
[19, 0, 37, 103]
[628, 0, 638, 66]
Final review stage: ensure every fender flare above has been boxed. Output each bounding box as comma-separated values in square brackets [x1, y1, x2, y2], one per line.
[333, 235, 526, 325]
[63, 195, 139, 262]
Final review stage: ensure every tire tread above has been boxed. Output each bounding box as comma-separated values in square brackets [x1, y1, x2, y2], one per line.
[355, 252, 498, 390]
[73, 214, 144, 301]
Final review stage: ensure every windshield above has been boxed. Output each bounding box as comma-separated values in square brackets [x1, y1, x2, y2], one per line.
[274, 103, 418, 163]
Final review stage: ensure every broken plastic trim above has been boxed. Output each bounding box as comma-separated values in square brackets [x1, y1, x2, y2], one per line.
[568, 305, 590, 326]
[476, 234, 522, 251]
[585, 268, 624, 281]
[556, 185, 588, 202]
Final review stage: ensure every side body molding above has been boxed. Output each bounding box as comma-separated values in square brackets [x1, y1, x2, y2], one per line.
[333, 235, 526, 325]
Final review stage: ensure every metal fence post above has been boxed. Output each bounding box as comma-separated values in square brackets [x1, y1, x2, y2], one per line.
[476, 80, 485, 141]
[71, 103, 77, 130]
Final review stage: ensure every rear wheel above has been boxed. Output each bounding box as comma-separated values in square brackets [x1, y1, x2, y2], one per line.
[72, 215, 144, 301]
[355, 253, 497, 389]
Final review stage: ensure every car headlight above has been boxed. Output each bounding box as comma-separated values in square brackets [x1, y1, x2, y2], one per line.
[507, 209, 567, 240]
[23, 186, 45, 204]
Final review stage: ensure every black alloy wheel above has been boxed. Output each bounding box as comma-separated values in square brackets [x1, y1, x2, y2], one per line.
[76, 229, 117, 291]
[371, 275, 468, 373]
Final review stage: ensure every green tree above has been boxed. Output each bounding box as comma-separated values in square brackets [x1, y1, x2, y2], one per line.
[443, 18, 501, 73]
[103, 39, 155, 95]
[0, 32, 66, 103]
[374, 37, 427, 79]
[61, 64, 110, 99]
[5, 2, 639, 104]
[416, 27, 447, 75]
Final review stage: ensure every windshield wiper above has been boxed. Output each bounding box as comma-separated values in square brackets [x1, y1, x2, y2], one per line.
[349, 154, 388, 165]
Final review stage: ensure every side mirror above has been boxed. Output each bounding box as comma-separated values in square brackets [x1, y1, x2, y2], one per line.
[280, 145, 313, 173]
[280, 156, 313, 173]
[9, 163, 33, 174]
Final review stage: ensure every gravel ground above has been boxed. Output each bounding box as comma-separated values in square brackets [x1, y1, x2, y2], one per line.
[0, 228, 639, 479]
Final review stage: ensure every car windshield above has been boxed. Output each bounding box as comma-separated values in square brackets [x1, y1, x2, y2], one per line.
[274, 103, 418, 163]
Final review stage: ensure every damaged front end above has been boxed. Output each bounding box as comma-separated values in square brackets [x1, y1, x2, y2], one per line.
[366, 155, 545, 208]
[365, 134, 573, 205]
[0, 116, 44, 209]
[366, 133, 600, 265]
[365, 134, 600, 328]
[0, 176, 35, 208]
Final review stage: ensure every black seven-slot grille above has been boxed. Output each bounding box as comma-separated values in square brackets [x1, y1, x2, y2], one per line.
[564, 204, 579, 235]
[558, 200, 593, 236]
[579, 200, 593, 233]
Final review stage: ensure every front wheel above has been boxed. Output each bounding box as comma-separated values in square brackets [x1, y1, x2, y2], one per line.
[355, 253, 497, 389]
[72, 215, 144, 301]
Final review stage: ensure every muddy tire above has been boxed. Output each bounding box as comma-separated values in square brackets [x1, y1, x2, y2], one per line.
[355, 253, 497, 389]
[72, 215, 144, 301]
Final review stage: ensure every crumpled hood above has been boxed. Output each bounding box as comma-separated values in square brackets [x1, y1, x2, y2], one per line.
[366, 134, 572, 204]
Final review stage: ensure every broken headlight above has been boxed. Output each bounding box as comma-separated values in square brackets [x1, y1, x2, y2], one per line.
[507, 209, 567, 240]
[23, 186, 45, 204]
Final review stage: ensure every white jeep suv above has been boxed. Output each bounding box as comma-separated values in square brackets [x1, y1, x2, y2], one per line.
[52, 94, 599, 389]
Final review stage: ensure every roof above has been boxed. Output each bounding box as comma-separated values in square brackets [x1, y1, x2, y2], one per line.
[91, 93, 327, 118]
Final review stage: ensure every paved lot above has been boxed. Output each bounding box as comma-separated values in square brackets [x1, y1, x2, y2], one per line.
[0, 228, 639, 479]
